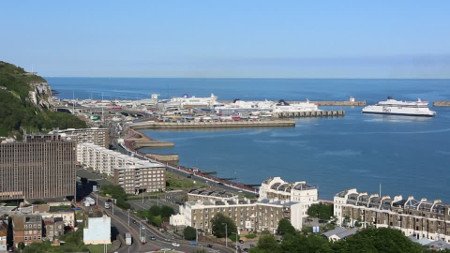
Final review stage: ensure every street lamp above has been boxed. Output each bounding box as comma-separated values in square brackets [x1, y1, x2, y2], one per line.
[230, 232, 238, 253]
[222, 223, 228, 248]
[127, 209, 130, 226]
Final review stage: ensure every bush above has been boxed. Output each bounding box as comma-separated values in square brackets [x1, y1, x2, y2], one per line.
[183, 226, 197, 241]
[137, 205, 175, 227]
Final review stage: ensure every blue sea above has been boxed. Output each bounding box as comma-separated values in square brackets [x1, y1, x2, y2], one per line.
[48, 78, 450, 202]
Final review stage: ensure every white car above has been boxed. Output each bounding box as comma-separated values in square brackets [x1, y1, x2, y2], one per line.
[172, 242, 180, 247]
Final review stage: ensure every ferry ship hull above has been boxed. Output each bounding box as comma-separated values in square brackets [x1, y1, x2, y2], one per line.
[362, 105, 436, 117]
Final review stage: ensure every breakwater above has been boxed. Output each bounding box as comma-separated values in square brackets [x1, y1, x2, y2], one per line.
[124, 128, 174, 149]
[306, 100, 366, 106]
[219, 100, 366, 106]
[433, 101, 450, 107]
[130, 120, 296, 129]
[273, 110, 345, 118]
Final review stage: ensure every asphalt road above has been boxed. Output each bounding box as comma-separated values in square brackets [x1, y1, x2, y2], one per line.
[92, 193, 231, 253]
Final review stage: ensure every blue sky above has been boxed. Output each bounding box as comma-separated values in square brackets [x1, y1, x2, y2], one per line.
[1, 1, 450, 78]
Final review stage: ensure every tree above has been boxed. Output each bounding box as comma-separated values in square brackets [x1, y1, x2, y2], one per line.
[184, 226, 197, 241]
[276, 218, 296, 236]
[160, 205, 175, 219]
[250, 233, 280, 253]
[332, 228, 423, 253]
[307, 203, 334, 220]
[211, 213, 237, 238]
[17, 242, 25, 251]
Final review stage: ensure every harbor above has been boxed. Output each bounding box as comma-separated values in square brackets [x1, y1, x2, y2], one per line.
[130, 119, 296, 129]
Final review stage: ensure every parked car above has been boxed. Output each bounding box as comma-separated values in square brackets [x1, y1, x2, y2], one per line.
[172, 242, 180, 247]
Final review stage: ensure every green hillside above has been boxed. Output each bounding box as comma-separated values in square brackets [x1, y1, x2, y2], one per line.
[0, 61, 86, 138]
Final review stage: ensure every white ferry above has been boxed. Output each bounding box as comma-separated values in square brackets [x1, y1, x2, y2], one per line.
[362, 97, 436, 117]
[272, 99, 319, 113]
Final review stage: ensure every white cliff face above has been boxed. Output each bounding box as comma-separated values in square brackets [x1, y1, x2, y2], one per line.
[28, 81, 53, 109]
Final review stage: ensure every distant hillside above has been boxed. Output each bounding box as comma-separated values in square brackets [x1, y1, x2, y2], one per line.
[0, 61, 86, 138]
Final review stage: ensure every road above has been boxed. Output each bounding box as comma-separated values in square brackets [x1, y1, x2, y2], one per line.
[92, 193, 232, 253]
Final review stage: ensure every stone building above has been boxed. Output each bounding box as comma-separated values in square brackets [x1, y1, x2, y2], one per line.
[171, 177, 318, 234]
[12, 214, 43, 247]
[334, 189, 450, 243]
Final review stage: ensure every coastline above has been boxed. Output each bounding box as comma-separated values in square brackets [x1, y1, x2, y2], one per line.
[122, 126, 259, 195]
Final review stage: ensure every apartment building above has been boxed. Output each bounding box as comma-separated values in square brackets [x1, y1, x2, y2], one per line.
[259, 177, 318, 229]
[12, 214, 42, 247]
[43, 218, 64, 241]
[187, 189, 238, 202]
[50, 127, 109, 148]
[113, 163, 166, 194]
[171, 177, 318, 233]
[334, 189, 450, 243]
[0, 135, 76, 200]
[77, 143, 166, 193]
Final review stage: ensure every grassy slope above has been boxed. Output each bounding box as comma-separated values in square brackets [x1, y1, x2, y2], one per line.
[0, 61, 86, 137]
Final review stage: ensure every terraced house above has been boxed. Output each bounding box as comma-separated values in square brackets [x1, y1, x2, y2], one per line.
[171, 177, 318, 234]
[334, 189, 450, 243]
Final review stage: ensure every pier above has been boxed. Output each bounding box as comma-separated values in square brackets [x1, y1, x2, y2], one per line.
[433, 101, 450, 107]
[124, 128, 175, 149]
[306, 100, 366, 106]
[130, 120, 296, 129]
[273, 110, 345, 118]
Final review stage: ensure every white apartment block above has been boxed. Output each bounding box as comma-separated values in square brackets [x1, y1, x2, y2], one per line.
[258, 177, 318, 229]
[334, 189, 450, 243]
[77, 143, 166, 194]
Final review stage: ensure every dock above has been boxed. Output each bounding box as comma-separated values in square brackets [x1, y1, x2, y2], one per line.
[273, 110, 345, 118]
[130, 120, 296, 129]
[433, 101, 450, 107]
[305, 100, 366, 106]
[124, 128, 174, 149]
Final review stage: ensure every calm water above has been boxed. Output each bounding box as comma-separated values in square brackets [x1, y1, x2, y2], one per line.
[48, 78, 450, 202]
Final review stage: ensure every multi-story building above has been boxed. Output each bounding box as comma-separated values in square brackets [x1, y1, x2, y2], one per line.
[187, 189, 238, 202]
[0, 135, 76, 200]
[0, 221, 7, 252]
[177, 198, 303, 234]
[44, 218, 65, 241]
[50, 127, 109, 148]
[83, 214, 111, 245]
[77, 143, 166, 193]
[113, 163, 166, 194]
[171, 177, 318, 233]
[334, 189, 450, 243]
[259, 177, 318, 229]
[12, 214, 43, 247]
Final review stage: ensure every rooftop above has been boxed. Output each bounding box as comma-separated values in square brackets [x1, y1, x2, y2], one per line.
[188, 188, 236, 199]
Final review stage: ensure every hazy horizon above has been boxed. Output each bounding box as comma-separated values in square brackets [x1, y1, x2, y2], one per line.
[2, 1, 450, 78]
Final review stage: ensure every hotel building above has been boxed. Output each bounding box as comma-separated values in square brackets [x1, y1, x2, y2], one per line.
[0, 135, 76, 200]
[334, 189, 450, 243]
